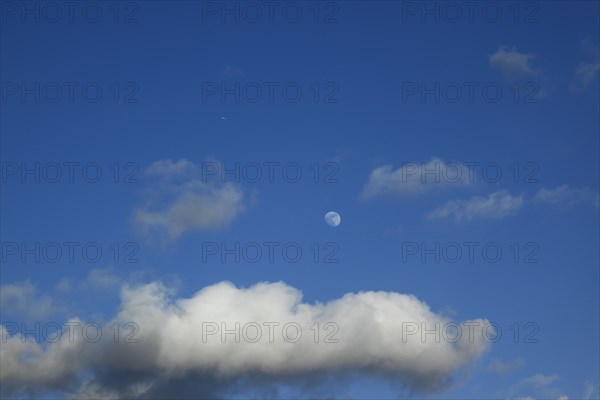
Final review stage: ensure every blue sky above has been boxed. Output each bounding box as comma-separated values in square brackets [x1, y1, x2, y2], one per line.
[1, 1, 599, 399]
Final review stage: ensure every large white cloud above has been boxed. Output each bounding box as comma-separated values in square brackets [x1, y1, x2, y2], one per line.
[1, 280, 491, 398]
[133, 159, 246, 241]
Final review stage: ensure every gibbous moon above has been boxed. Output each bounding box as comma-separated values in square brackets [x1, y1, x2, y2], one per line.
[324, 211, 341, 227]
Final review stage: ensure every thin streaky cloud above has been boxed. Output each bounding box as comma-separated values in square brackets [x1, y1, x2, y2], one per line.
[427, 190, 524, 223]
[488, 358, 525, 375]
[534, 185, 600, 208]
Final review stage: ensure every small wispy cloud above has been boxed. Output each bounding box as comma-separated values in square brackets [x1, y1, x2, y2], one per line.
[145, 158, 200, 177]
[489, 46, 537, 80]
[509, 373, 567, 400]
[426, 185, 598, 223]
[427, 190, 524, 223]
[488, 358, 525, 375]
[0, 281, 61, 319]
[582, 380, 599, 399]
[361, 158, 472, 199]
[82, 268, 122, 289]
[223, 65, 243, 76]
[571, 61, 600, 91]
[533, 185, 599, 208]
[570, 37, 599, 92]
[133, 159, 246, 242]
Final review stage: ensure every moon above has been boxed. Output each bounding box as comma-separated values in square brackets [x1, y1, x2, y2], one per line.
[324, 211, 341, 227]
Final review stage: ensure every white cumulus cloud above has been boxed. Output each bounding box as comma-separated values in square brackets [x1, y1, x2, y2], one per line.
[1, 280, 492, 399]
